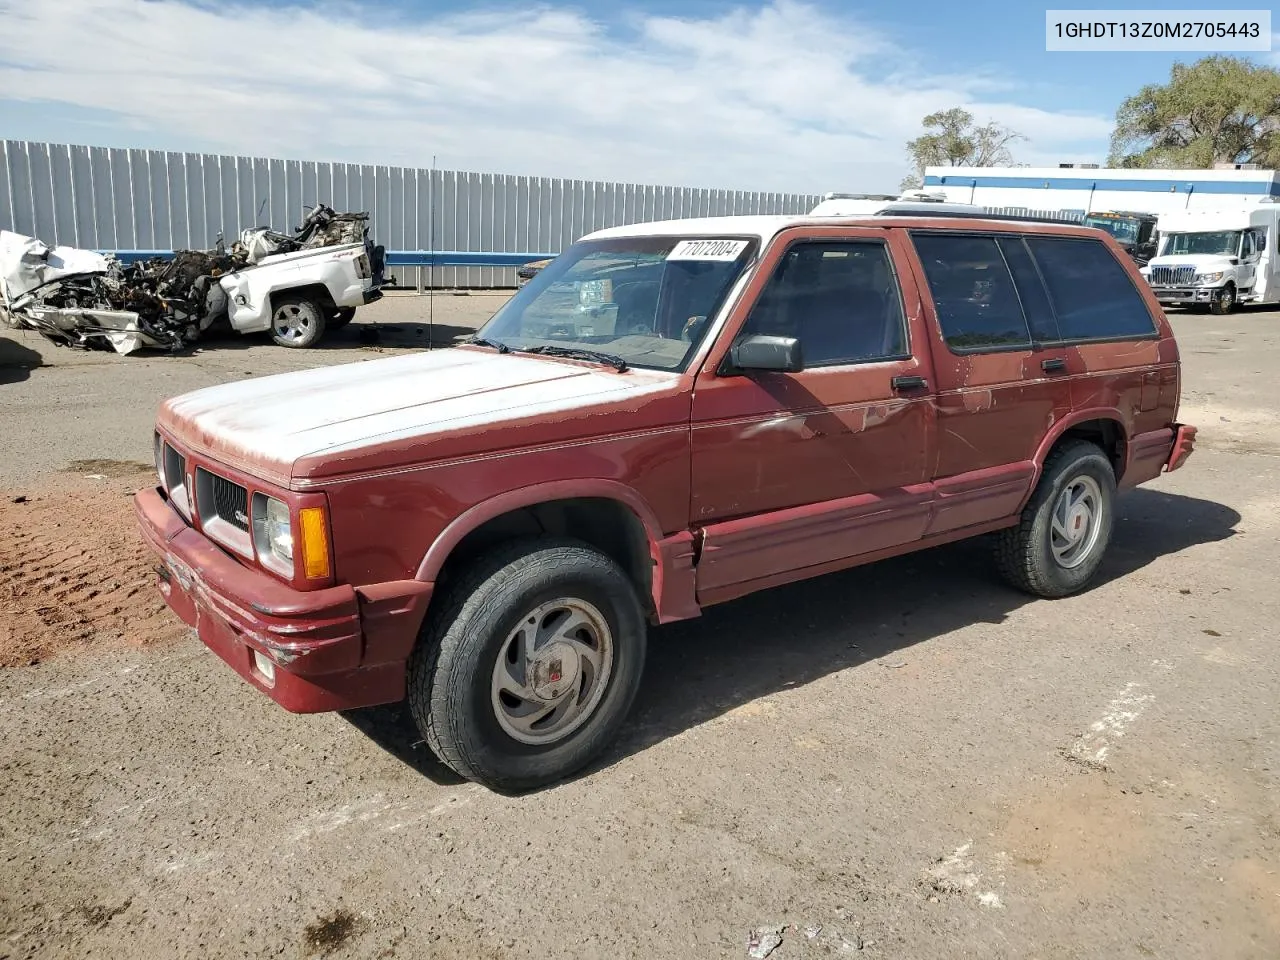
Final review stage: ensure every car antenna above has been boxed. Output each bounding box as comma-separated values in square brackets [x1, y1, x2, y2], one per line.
[428, 154, 437, 352]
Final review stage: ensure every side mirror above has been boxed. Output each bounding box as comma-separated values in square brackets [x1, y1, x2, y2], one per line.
[730, 334, 803, 373]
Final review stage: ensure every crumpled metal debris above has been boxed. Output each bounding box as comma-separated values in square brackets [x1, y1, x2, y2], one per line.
[746, 926, 784, 958]
[238, 203, 379, 265]
[0, 204, 385, 355]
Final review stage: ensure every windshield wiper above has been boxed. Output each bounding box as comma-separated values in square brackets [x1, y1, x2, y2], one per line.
[517, 344, 629, 372]
[467, 336, 510, 353]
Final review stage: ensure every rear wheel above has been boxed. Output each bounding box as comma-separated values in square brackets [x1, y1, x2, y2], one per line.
[269, 294, 327, 348]
[330, 307, 356, 329]
[995, 440, 1116, 598]
[1209, 283, 1237, 316]
[408, 538, 647, 792]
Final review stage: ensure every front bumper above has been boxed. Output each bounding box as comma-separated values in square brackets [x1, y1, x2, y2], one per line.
[134, 487, 431, 713]
[1151, 286, 1216, 304]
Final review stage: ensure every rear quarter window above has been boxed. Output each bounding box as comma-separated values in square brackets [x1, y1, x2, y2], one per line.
[1025, 236, 1157, 341]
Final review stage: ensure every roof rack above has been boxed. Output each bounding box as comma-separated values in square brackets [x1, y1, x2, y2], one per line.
[876, 209, 1082, 225]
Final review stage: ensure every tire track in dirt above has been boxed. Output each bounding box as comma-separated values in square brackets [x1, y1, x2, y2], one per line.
[1, 468, 187, 667]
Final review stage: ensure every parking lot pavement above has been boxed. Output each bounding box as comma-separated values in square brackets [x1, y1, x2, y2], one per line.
[0, 291, 508, 484]
[1, 307, 1279, 959]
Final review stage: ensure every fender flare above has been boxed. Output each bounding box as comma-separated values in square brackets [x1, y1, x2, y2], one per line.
[414, 479, 667, 587]
[1022, 408, 1129, 506]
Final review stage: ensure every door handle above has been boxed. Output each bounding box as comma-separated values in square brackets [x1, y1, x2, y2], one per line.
[1041, 358, 1066, 373]
[891, 375, 928, 391]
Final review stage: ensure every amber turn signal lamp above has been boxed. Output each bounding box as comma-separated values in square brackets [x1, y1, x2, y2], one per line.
[298, 506, 331, 580]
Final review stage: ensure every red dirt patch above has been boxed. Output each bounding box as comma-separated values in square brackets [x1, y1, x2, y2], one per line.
[1, 470, 186, 667]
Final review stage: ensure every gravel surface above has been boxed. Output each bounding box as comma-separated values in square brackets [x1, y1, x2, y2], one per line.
[1, 305, 1278, 960]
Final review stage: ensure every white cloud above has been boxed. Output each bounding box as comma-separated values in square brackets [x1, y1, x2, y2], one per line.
[0, 0, 1112, 193]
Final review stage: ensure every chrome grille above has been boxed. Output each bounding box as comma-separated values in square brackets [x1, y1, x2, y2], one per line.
[162, 442, 190, 517]
[196, 467, 249, 532]
[1149, 265, 1195, 286]
[163, 443, 185, 497]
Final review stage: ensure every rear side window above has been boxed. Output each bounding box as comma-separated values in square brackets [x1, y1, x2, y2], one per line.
[910, 234, 1031, 351]
[1025, 237, 1157, 341]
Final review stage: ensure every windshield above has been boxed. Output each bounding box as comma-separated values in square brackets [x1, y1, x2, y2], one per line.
[476, 236, 758, 372]
[1084, 215, 1140, 245]
[1161, 231, 1242, 257]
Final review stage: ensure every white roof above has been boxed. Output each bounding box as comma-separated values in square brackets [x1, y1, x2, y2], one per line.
[1157, 205, 1280, 231]
[583, 215, 805, 245]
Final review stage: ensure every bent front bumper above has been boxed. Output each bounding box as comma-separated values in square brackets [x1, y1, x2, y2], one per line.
[134, 487, 430, 713]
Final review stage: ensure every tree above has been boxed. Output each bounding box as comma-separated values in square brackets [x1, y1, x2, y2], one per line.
[1108, 56, 1280, 169]
[901, 108, 1024, 191]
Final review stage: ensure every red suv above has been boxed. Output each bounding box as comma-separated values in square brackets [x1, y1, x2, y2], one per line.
[136, 213, 1196, 790]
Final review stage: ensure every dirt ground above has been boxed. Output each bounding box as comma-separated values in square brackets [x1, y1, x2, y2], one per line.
[1, 296, 1279, 960]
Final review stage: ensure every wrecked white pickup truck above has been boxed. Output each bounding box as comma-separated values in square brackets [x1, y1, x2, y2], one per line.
[0, 204, 389, 354]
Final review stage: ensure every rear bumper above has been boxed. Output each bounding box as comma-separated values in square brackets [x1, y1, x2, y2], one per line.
[134, 486, 431, 713]
[1165, 424, 1197, 473]
[1121, 423, 1196, 488]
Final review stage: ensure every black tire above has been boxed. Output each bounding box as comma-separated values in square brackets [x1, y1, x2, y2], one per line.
[407, 538, 647, 792]
[330, 307, 356, 329]
[995, 440, 1116, 598]
[1209, 283, 1237, 316]
[269, 294, 327, 348]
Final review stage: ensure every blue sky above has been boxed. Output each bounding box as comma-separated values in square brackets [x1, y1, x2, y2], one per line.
[0, 0, 1275, 193]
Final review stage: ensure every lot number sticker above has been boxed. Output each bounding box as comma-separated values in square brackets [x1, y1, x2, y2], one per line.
[668, 239, 748, 261]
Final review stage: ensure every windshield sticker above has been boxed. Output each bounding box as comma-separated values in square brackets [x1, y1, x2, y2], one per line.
[667, 239, 748, 262]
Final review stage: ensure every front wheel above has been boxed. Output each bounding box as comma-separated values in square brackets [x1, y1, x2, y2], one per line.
[1209, 283, 1237, 316]
[408, 539, 647, 792]
[995, 440, 1116, 598]
[269, 294, 327, 348]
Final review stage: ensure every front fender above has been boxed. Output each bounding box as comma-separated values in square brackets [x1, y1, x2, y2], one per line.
[413, 479, 701, 625]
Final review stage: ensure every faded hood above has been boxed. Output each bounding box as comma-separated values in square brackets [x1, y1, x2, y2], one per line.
[159, 347, 677, 484]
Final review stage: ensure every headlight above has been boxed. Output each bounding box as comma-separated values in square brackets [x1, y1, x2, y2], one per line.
[251, 494, 331, 581]
[1196, 271, 1224, 284]
[253, 494, 293, 567]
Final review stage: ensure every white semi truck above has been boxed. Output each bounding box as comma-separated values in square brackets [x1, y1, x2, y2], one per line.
[1140, 203, 1280, 314]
